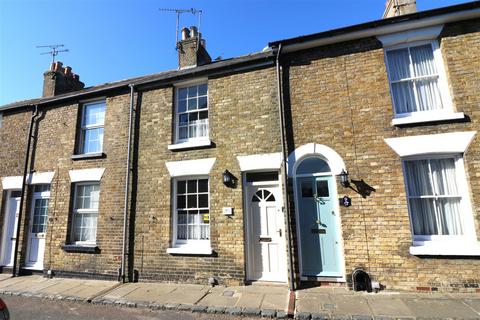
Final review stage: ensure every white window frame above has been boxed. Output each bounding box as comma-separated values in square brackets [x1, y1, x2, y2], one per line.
[401, 154, 479, 255]
[78, 100, 106, 154]
[71, 182, 100, 246]
[168, 81, 211, 150]
[384, 40, 463, 126]
[167, 176, 212, 255]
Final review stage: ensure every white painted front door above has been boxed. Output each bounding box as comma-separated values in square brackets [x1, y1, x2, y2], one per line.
[1, 192, 20, 267]
[247, 185, 287, 282]
[25, 185, 50, 270]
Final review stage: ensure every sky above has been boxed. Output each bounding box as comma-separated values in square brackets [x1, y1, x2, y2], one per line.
[0, 0, 473, 105]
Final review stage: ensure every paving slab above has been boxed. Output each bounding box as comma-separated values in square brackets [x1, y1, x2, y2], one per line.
[65, 280, 118, 300]
[368, 297, 415, 318]
[234, 292, 262, 309]
[157, 285, 210, 305]
[38, 279, 85, 295]
[331, 295, 371, 316]
[0, 274, 11, 281]
[261, 292, 289, 310]
[403, 298, 480, 319]
[0, 275, 48, 292]
[198, 291, 238, 307]
[101, 283, 139, 300]
[296, 291, 332, 314]
[197, 284, 289, 312]
[0, 275, 118, 301]
[101, 282, 178, 303]
[463, 299, 480, 314]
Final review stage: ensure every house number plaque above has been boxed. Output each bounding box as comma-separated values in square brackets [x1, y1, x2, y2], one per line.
[340, 196, 352, 207]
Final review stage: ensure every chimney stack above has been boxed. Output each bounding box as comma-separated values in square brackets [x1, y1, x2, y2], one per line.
[177, 26, 212, 69]
[42, 61, 85, 97]
[383, 0, 417, 18]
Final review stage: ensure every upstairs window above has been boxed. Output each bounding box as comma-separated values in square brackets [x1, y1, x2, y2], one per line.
[175, 83, 208, 143]
[386, 42, 446, 115]
[79, 101, 106, 154]
[0, 113, 3, 128]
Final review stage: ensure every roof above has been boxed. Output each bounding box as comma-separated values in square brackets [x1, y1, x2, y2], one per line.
[0, 50, 274, 111]
[269, 1, 480, 48]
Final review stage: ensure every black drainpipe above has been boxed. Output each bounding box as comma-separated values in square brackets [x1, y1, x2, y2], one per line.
[12, 104, 38, 277]
[275, 44, 296, 291]
[120, 84, 135, 282]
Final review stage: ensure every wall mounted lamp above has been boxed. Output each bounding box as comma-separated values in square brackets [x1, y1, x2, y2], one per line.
[338, 169, 350, 188]
[222, 170, 235, 187]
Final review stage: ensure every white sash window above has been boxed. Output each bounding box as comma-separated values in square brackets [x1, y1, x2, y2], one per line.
[175, 84, 208, 142]
[79, 101, 106, 154]
[404, 157, 463, 237]
[386, 43, 444, 114]
[174, 178, 210, 242]
[72, 183, 100, 244]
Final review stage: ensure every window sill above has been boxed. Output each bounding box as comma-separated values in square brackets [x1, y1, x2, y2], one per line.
[391, 112, 465, 126]
[166, 245, 213, 255]
[409, 241, 480, 256]
[71, 153, 106, 161]
[61, 244, 100, 254]
[168, 140, 212, 151]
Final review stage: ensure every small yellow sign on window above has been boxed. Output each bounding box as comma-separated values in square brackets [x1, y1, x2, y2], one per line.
[203, 214, 210, 223]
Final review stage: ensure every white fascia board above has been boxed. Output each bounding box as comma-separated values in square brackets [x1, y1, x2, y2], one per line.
[376, 25, 443, 46]
[280, 9, 480, 53]
[165, 158, 216, 177]
[1, 171, 56, 190]
[384, 131, 476, 157]
[28, 171, 55, 185]
[237, 152, 282, 172]
[69, 168, 106, 182]
[1, 176, 23, 190]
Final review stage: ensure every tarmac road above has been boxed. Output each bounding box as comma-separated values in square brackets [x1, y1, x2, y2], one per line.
[1, 295, 255, 320]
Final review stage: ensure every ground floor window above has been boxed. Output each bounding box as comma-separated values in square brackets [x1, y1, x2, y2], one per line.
[403, 156, 471, 239]
[174, 178, 210, 243]
[71, 183, 100, 244]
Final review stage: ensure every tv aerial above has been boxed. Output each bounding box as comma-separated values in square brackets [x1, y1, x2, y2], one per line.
[159, 8, 203, 50]
[36, 44, 69, 63]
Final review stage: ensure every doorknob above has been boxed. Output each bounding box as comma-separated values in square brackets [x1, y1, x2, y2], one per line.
[277, 229, 282, 237]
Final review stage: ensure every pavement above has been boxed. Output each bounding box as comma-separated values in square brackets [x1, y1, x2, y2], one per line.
[0, 275, 479, 319]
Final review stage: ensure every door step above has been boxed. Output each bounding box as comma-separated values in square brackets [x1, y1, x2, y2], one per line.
[0, 266, 13, 274]
[299, 279, 348, 289]
[19, 268, 43, 276]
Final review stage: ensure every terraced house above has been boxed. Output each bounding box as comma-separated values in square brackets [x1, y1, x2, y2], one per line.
[0, 0, 479, 293]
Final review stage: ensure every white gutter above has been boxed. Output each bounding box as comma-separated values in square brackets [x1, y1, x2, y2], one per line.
[279, 8, 480, 53]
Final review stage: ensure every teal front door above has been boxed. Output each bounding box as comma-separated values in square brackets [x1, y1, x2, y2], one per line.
[296, 175, 342, 277]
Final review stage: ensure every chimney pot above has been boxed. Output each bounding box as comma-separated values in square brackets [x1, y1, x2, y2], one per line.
[181, 27, 190, 40]
[190, 26, 198, 38]
[65, 66, 72, 76]
[54, 61, 63, 71]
